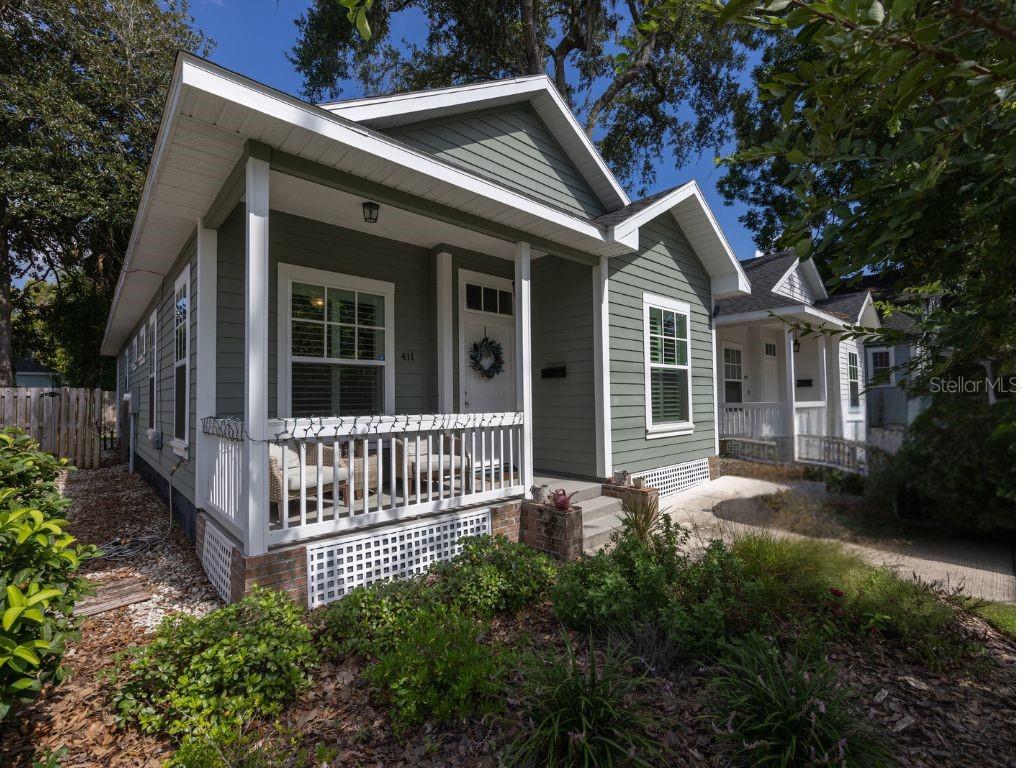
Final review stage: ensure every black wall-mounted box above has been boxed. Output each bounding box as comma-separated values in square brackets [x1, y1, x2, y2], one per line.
[541, 366, 567, 379]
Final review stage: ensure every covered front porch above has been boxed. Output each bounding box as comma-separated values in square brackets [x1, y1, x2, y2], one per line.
[194, 154, 601, 556]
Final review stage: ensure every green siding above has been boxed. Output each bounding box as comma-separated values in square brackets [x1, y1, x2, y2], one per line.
[119, 235, 198, 502]
[608, 213, 715, 472]
[531, 255, 597, 478]
[384, 105, 605, 219]
[216, 206, 244, 417]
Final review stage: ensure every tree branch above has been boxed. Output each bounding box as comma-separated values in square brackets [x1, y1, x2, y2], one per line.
[519, 0, 544, 74]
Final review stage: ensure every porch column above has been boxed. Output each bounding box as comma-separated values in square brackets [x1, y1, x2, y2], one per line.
[592, 256, 612, 479]
[514, 242, 534, 490]
[195, 220, 218, 509]
[818, 336, 829, 436]
[243, 155, 270, 556]
[782, 327, 798, 460]
[436, 251, 454, 412]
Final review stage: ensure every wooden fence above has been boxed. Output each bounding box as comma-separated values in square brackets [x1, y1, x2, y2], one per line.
[0, 387, 118, 469]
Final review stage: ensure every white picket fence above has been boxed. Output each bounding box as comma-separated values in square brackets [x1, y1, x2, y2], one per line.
[0, 387, 117, 469]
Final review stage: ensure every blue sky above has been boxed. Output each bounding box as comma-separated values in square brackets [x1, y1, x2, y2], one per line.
[189, 0, 758, 259]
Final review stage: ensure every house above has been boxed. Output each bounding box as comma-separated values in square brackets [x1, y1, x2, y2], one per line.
[100, 53, 751, 607]
[713, 251, 881, 462]
[14, 358, 61, 388]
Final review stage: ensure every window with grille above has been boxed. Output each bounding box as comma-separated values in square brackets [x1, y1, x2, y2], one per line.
[847, 351, 860, 408]
[869, 348, 894, 386]
[465, 282, 513, 316]
[723, 347, 743, 403]
[173, 268, 189, 445]
[284, 266, 394, 418]
[643, 294, 692, 434]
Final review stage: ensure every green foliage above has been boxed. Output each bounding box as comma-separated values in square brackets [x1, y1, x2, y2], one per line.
[432, 534, 557, 617]
[110, 589, 317, 737]
[971, 601, 1015, 639]
[503, 636, 664, 768]
[0, 428, 95, 721]
[551, 551, 637, 632]
[315, 576, 433, 659]
[169, 724, 337, 768]
[705, 634, 890, 767]
[867, 395, 1014, 533]
[365, 603, 505, 728]
[617, 493, 662, 545]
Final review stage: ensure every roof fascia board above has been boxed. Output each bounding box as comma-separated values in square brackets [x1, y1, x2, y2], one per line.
[856, 292, 881, 327]
[801, 258, 829, 300]
[715, 304, 849, 328]
[177, 57, 609, 245]
[268, 147, 600, 267]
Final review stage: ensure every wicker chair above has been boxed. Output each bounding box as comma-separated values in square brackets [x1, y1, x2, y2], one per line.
[395, 434, 469, 496]
[269, 443, 378, 509]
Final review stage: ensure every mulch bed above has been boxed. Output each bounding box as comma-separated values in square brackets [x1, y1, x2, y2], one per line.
[1, 465, 1016, 767]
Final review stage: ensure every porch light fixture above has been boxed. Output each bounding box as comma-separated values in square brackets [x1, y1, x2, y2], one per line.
[792, 338, 801, 353]
[362, 201, 380, 223]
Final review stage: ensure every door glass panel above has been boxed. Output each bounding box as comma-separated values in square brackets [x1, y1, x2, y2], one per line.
[466, 284, 482, 311]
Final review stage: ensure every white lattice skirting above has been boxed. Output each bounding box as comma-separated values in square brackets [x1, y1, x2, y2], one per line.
[201, 521, 234, 603]
[306, 508, 491, 608]
[633, 457, 710, 497]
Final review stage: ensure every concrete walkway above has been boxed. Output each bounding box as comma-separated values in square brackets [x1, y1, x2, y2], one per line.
[659, 476, 1016, 604]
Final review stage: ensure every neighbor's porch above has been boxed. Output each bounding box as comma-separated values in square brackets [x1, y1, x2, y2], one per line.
[191, 155, 591, 556]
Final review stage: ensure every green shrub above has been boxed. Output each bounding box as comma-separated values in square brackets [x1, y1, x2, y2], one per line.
[503, 635, 664, 768]
[433, 534, 556, 617]
[169, 724, 336, 768]
[617, 493, 661, 545]
[705, 634, 889, 767]
[0, 428, 96, 721]
[550, 551, 636, 631]
[110, 589, 316, 736]
[315, 576, 432, 659]
[366, 602, 504, 727]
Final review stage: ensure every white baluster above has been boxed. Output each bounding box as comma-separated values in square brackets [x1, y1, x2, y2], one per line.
[332, 440, 340, 521]
[362, 437, 370, 515]
[315, 441, 324, 524]
[376, 437, 384, 512]
[347, 438, 355, 514]
[390, 436, 397, 510]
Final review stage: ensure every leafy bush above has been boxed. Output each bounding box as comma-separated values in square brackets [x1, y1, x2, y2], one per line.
[432, 534, 556, 617]
[617, 493, 661, 545]
[550, 551, 637, 631]
[503, 635, 664, 768]
[0, 428, 95, 721]
[366, 602, 504, 727]
[110, 589, 316, 736]
[170, 723, 336, 768]
[315, 576, 432, 659]
[705, 634, 889, 767]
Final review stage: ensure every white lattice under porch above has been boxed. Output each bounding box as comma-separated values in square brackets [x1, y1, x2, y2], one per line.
[633, 457, 710, 497]
[201, 520, 234, 603]
[306, 507, 491, 608]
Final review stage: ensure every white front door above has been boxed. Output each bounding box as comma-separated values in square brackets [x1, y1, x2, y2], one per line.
[459, 271, 516, 413]
[762, 339, 779, 401]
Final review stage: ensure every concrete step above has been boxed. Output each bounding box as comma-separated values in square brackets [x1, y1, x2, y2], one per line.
[582, 511, 622, 553]
[577, 494, 622, 523]
[533, 475, 603, 504]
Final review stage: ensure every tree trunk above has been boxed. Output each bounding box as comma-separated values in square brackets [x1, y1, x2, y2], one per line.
[519, 0, 544, 74]
[0, 233, 13, 387]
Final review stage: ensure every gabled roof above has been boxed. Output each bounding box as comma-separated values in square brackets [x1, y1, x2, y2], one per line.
[322, 76, 630, 213]
[15, 358, 58, 375]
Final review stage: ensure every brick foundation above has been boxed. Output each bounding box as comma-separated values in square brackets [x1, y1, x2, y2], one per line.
[490, 500, 522, 541]
[601, 482, 660, 512]
[520, 501, 583, 561]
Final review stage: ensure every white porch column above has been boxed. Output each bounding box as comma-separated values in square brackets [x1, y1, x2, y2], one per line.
[514, 242, 534, 490]
[818, 336, 829, 436]
[592, 256, 612, 479]
[195, 220, 218, 509]
[436, 251, 454, 413]
[243, 156, 270, 556]
[782, 327, 798, 460]
[710, 306, 720, 452]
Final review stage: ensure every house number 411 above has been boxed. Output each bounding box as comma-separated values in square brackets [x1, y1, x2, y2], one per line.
[401, 352, 415, 361]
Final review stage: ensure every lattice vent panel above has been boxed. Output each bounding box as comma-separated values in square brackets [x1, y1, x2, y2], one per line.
[201, 522, 234, 603]
[634, 458, 710, 497]
[306, 509, 491, 608]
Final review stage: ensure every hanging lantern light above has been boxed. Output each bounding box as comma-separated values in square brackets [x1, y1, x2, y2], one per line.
[362, 201, 380, 223]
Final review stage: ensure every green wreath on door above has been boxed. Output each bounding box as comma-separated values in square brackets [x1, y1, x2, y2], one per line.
[469, 337, 505, 380]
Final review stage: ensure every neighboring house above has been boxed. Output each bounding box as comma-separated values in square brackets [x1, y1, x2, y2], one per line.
[713, 251, 880, 457]
[100, 54, 752, 606]
[14, 358, 60, 388]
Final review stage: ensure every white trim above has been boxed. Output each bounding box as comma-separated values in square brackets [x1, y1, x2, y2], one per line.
[244, 156, 270, 556]
[195, 222, 217, 507]
[147, 307, 158, 431]
[593, 257, 612, 477]
[782, 328, 797, 458]
[715, 304, 851, 328]
[855, 291, 881, 328]
[320, 75, 631, 211]
[514, 243, 534, 489]
[846, 348, 863, 412]
[710, 303, 720, 451]
[436, 252, 454, 412]
[457, 268, 516, 414]
[642, 292, 694, 438]
[171, 264, 191, 457]
[866, 345, 897, 387]
[276, 263, 396, 419]
[760, 336, 779, 402]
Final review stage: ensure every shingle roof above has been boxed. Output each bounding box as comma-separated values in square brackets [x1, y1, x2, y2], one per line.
[814, 291, 871, 323]
[715, 250, 801, 317]
[590, 184, 687, 227]
[14, 358, 57, 375]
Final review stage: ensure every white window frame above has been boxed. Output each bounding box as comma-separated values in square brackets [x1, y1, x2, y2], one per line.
[276, 263, 396, 418]
[130, 336, 138, 371]
[722, 343, 744, 404]
[867, 346, 896, 387]
[847, 350, 861, 411]
[147, 308, 158, 434]
[642, 292, 693, 438]
[171, 267, 190, 457]
[138, 325, 145, 367]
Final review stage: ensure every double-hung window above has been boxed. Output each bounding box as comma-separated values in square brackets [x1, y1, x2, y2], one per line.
[281, 265, 394, 418]
[868, 348, 894, 386]
[147, 309, 158, 430]
[723, 347, 743, 403]
[172, 268, 190, 454]
[847, 351, 861, 408]
[643, 293, 692, 436]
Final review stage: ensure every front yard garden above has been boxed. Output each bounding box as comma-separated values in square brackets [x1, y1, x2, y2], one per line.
[0, 431, 1016, 767]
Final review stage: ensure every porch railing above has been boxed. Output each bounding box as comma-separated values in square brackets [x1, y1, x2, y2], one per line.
[265, 412, 525, 545]
[795, 434, 869, 474]
[794, 402, 828, 437]
[719, 402, 785, 438]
